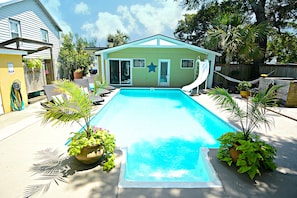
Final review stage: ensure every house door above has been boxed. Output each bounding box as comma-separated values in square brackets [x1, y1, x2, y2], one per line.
[45, 59, 54, 84]
[109, 59, 131, 85]
[158, 59, 170, 86]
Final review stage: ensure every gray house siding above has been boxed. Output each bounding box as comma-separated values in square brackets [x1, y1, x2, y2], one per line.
[0, 0, 61, 79]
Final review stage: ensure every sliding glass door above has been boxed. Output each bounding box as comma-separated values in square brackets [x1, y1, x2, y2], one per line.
[109, 59, 131, 85]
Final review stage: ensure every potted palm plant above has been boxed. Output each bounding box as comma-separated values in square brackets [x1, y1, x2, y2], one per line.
[237, 81, 252, 98]
[40, 80, 116, 171]
[208, 85, 280, 179]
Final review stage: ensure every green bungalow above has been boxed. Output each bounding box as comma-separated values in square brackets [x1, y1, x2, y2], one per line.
[95, 34, 221, 88]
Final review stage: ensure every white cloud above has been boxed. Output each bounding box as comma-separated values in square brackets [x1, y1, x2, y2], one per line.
[74, 2, 90, 15]
[82, 12, 127, 45]
[40, 0, 71, 33]
[117, 5, 138, 34]
[81, 0, 191, 44]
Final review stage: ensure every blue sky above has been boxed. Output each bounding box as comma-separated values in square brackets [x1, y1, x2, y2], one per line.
[35, 0, 195, 46]
[0, 0, 195, 45]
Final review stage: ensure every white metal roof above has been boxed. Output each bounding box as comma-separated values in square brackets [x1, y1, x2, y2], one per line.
[95, 34, 222, 56]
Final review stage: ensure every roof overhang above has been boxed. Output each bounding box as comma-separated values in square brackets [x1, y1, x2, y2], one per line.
[95, 34, 222, 57]
[0, 48, 27, 55]
[0, 37, 53, 55]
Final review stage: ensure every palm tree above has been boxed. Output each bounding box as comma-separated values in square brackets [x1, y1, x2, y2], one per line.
[40, 80, 93, 137]
[208, 85, 280, 140]
[209, 86, 279, 179]
[107, 30, 129, 48]
[40, 80, 115, 168]
[206, 13, 264, 64]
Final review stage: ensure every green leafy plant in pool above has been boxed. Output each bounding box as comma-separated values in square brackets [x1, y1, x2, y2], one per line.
[208, 85, 280, 179]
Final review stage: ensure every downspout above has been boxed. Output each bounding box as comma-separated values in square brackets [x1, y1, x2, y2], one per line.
[50, 47, 55, 80]
[100, 52, 106, 82]
[207, 53, 216, 88]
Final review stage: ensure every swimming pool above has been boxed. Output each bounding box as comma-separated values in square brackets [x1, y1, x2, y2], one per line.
[89, 88, 236, 188]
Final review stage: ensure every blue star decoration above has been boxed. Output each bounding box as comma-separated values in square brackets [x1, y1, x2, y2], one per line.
[147, 62, 157, 72]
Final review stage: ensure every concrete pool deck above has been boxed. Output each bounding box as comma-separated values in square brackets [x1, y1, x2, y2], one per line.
[0, 89, 296, 198]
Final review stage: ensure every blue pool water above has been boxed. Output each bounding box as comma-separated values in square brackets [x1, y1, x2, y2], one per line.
[89, 88, 236, 187]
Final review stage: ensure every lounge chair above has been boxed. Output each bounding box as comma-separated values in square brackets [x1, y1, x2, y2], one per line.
[73, 79, 106, 104]
[41, 84, 66, 108]
[43, 83, 104, 106]
[83, 76, 116, 91]
[74, 78, 111, 96]
[43, 84, 62, 101]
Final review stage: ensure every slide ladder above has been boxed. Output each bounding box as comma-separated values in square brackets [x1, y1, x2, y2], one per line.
[182, 60, 209, 93]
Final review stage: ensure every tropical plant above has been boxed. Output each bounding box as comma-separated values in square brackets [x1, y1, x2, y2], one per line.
[267, 32, 297, 63]
[209, 86, 280, 139]
[177, 0, 297, 78]
[58, 32, 94, 79]
[237, 81, 252, 91]
[24, 58, 43, 70]
[180, 0, 297, 64]
[206, 13, 265, 64]
[175, 1, 245, 46]
[208, 86, 280, 179]
[107, 30, 129, 48]
[217, 132, 277, 179]
[40, 80, 116, 171]
[74, 68, 82, 73]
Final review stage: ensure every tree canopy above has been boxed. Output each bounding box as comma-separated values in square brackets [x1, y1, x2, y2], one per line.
[205, 13, 265, 64]
[58, 33, 94, 79]
[107, 30, 129, 48]
[176, 0, 297, 64]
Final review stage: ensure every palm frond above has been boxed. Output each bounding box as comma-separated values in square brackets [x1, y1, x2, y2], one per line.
[39, 81, 92, 130]
[23, 148, 68, 197]
[23, 184, 47, 198]
[247, 101, 273, 133]
[252, 85, 281, 109]
[209, 86, 279, 140]
[208, 88, 245, 120]
[34, 148, 64, 160]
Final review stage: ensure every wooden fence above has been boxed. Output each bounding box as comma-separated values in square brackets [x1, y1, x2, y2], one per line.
[213, 64, 297, 88]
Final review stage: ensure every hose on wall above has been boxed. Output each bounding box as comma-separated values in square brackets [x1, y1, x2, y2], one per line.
[10, 80, 24, 111]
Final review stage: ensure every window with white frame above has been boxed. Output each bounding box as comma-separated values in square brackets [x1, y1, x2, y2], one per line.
[133, 59, 145, 67]
[9, 19, 21, 38]
[41, 29, 49, 42]
[181, 59, 194, 68]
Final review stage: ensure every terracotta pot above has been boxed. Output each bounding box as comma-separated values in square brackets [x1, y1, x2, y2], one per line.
[240, 90, 250, 98]
[73, 71, 83, 79]
[229, 144, 242, 163]
[75, 145, 104, 165]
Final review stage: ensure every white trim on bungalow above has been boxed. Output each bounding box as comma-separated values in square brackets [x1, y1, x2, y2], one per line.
[96, 34, 222, 88]
[95, 34, 221, 56]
